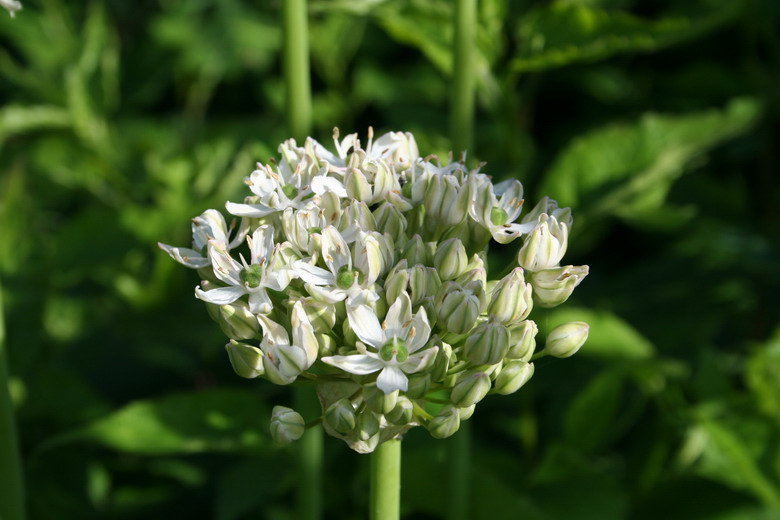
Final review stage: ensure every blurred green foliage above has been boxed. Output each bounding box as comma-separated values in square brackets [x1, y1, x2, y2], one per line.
[1, 0, 779, 518]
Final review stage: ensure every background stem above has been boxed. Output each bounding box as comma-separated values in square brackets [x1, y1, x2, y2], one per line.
[0, 281, 26, 520]
[282, 2, 320, 519]
[449, 1, 476, 519]
[370, 438, 401, 520]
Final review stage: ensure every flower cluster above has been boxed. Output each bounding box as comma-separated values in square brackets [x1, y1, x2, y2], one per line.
[160, 129, 589, 453]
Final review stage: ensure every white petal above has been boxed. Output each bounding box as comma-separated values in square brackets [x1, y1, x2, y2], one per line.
[347, 304, 385, 349]
[258, 314, 291, 346]
[305, 284, 347, 304]
[264, 266, 295, 291]
[376, 366, 408, 394]
[490, 221, 536, 245]
[406, 305, 431, 353]
[248, 225, 274, 264]
[293, 260, 336, 286]
[225, 201, 276, 217]
[158, 243, 210, 269]
[400, 347, 438, 374]
[384, 293, 412, 339]
[321, 354, 384, 375]
[321, 226, 351, 273]
[249, 288, 273, 314]
[311, 175, 348, 198]
[291, 301, 318, 367]
[208, 243, 243, 285]
[195, 285, 245, 305]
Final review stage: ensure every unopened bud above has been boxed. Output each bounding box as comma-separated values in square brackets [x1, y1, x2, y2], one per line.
[386, 396, 415, 425]
[428, 406, 460, 439]
[408, 265, 441, 305]
[494, 361, 534, 395]
[530, 265, 589, 308]
[270, 406, 305, 444]
[299, 297, 337, 334]
[373, 202, 407, 242]
[402, 235, 432, 265]
[545, 322, 589, 358]
[364, 383, 399, 414]
[357, 411, 381, 441]
[507, 320, 538, 360]
[517, 214, 569, 271]
[430, 341, 453, 381]
[459, 404, 476, 421]
[424, 175, 468, 228]
[487, 268, 533, 324]
[463, 319, 510, 365]
[435, 281, 484, 334]
[345, 167, 372, 202]
[450, 371, 491, 407]
[325, 399, 357, 434]
[219, 301, 259, 339]
[225, 340, 264, 378]
[406, 373, 432, 398]
[434, 238, 468, 281]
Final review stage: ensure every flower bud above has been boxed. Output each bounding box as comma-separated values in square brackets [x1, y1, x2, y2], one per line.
[463, 318, 510, 365]
[325, 398, 357, 434]
[494, 361, 534, 395]
[521, 196, 572, 229]
[364, 383, 399, 414]
[434, 281, 484, 334]
[450, 371, 491, 407]
[545, 322, 589, 358]
[344, 167, 372, 202]
[429, 341, 453, 382]
[219, 301, 259, 340]
[357, 411, 381, 441]
[530, 265, 589, 308]
[507, 320, 538, 360]
[386, 396, 415, 425]
[270, 406, 305, 444]
[427, 406, 460, 439]
[434, 238, 468, 281]
[299, 297, 337, 334]
[424, 175, 469, 228]
[225, 340, 264, 378]
[459, 404, 476, 421]
[384, 264, 410, 305]
[402, 234, 432, 266]
[487, 268, 533, 324]
[340, 200, 376, 235]
[405, 373, 432, 398]
[373, 202, 407, 242]
[408, 265, 441, 305]
[316, 333, 337, 357]
[517, 214, 569, 271]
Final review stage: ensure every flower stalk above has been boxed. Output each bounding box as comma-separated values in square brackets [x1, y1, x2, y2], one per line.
[370, 438, 401, 520]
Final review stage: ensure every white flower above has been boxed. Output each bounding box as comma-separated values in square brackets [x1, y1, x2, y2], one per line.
[322, 293, 437, 394]
[281, 192, 341, 255]
[469, 175, 535, 244]
[258, 302, 319, 385]
[158, 209, 247, 269]
[293, 226, 383, 306]
[1, 0, 21, 17]
[195, 225, 295, 313]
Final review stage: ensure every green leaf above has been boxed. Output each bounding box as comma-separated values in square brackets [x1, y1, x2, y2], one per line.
[53, 389, 270, 455]
[538, 98, 761, 221]
[746, 328, 780, 424]
[539, 307, 654, 360]
[0, 105, 71, 145]
[513, 1, 741, 73]
[563, 369, 624, 452]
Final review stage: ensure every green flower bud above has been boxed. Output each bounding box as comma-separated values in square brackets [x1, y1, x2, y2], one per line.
[530, 265, 589, 308]
[219, 301, 259, 340]
[451, 371, 491, 407]
[494, 361, 534, 395]
[341, 200, 377, 234]
[299, 297, 337, 334]
[424, 175, 468, 228]
[463, 318, 510, 365]
[487, 268, 533, 324]
[416, 297, 438, 329]
[325, 398, 357, 434]
[459, 404, 476, 421]
[428, 406, 460, 439]
[402, 235, 432, 266]
[316, 333, 337, 357]
[434, 281, 484, 334]
[386, 396, 415, 425]
[507, 320, 538, 360]
[373, 202, 407, 242]
[430, 341, 453, 382]
[384, 264, 410, 305]
[270, 406, 305, 445]
[434, 238, 468, 281]
[364, 383, 399, 414]
[225, 340, 264, 379]
[517, 214, 569, 272]
[406, 373, 431, 398]
[357, 411, 381, 441]
[409, 265, 441, 305]
[545, 321, 589, 358]
[345, 167, 372, 202]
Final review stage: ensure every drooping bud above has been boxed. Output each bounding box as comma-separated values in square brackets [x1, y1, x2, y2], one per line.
[517, 214, 569, 272]
[427, 406, 461, 439]
[530, 265, 589, 308]
[363, 383, 399, 414]
[494, 361, 534, 395]
[225, 340, 264, 378]
[434, 238, 468, 281]
[218, 301, 259, 339]
[270, 406, 305, 444]
[325, 399, 357, 434]
[506, 320, 538, 360]
[463, 318, 510, 365]
[544, 322, 589, 358]
[434, 281, 484, 334]
[487, 268, 533, 324]
[450, 371, 491, 407]
[386, 396, 414, 425]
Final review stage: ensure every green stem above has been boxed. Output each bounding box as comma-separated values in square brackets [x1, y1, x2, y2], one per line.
[283, 0, 312, 141]
[449, 2, 476, 520]
[0, 281, 26, 520]
[370, 438, 401, 520]
[294, 388, 322, 520]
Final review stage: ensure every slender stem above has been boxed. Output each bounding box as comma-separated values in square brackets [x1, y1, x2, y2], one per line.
[370, 438, 401, 520]
[449, 2, 476, 520]
[283, 0, 312, 141]
[0, 281, 26, 520]
[295, 389, 323, 520]
[451, 0, 477, 156]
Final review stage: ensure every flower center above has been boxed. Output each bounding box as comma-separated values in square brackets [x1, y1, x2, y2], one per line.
[336, 265, 357, 289]
[282, 183, 298, 200]
[380, 337, 409, 362]
[490, 206, 509, 226]
[239, 264, 264, 288]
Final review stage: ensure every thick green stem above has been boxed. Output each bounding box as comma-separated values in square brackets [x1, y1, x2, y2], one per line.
[370, 438, 401, 520]
[283, 0, 312, 141]
[0, 281, 26, 520]
[449, 2, 476, 520]
[294, 389, 322, 520]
